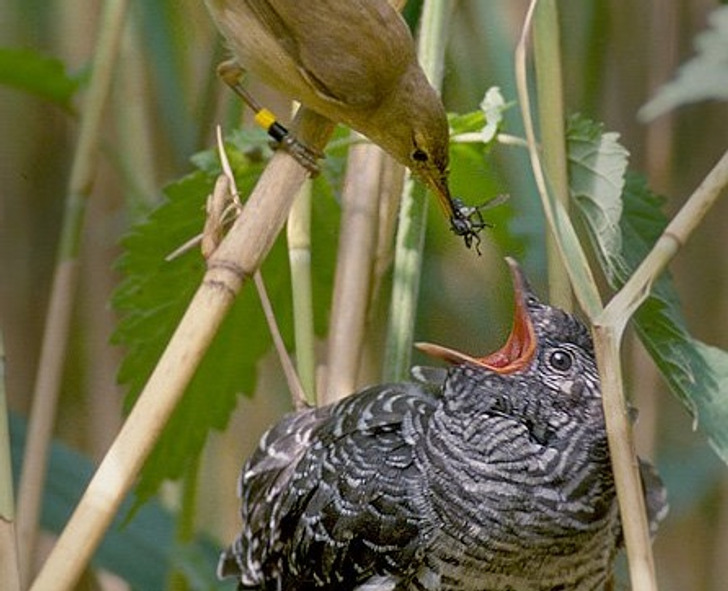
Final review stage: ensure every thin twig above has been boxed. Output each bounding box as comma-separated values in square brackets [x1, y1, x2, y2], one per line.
[215, 128, 308, 410]
[514, 0, 602, 319]
[600, 149, 728, 331]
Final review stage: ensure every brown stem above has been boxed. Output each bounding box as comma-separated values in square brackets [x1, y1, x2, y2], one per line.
[29, 109, 334, 591]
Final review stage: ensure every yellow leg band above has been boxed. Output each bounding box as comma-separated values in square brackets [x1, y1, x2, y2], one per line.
[254, 109, 278, 131]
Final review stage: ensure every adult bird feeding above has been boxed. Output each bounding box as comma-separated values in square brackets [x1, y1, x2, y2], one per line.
[204, 0, 489, 248]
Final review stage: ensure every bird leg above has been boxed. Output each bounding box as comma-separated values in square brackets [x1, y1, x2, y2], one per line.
[217, 60, 323, 175]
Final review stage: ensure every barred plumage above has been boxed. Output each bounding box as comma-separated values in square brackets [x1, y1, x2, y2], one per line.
[219, 259, 667, 590]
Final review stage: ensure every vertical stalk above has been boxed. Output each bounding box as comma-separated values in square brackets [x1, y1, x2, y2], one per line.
[287, 182, 317, 404]
[16, 0, 130, 583]
[533, 0, 572, 310]
[0, 334, 21, 591]
[592, 324, 657, 591]
[324, 143, 385, 403]
[384, 0, 452, 381]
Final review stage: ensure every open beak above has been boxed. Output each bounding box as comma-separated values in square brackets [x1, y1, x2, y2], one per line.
[415, 258, 536, 374]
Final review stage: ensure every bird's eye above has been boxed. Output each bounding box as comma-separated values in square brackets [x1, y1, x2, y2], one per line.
[412, 147, 429, 162]
[548, 349, 573, 372]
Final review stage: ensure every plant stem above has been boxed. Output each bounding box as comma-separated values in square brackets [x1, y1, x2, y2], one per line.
[16, 0, 130, 583]
[28, 109, 334, 591]
[515, 0, 602, 319]
[324, 142, 385, 403]
[0, 334, 21, 591]
[518, 2, 659, 589]
[601, 149, 728, 329]
[384, 0, 452, 381]
[287, 182, 317, 404]
[592, 325, 657, 591]
[533, 0, 572, 311]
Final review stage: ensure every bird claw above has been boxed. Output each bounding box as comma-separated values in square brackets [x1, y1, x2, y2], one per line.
[271, 134, 323, 176]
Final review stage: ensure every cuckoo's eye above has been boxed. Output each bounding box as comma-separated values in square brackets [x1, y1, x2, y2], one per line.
[548, 349, 573, 372]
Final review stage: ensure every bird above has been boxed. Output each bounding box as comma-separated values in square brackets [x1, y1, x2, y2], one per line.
[217, 258, 667, 590]
[203, 0, 489, 249]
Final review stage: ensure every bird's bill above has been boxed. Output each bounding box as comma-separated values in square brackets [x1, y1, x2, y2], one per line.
[416, 258, 537, 374]
[421, 171, 455, 219]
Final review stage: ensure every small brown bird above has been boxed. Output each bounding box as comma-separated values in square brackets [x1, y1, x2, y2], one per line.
[204, 0, 488, 248]
[218, 258, 667, 590]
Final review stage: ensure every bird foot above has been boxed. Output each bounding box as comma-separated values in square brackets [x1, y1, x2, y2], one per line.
[217, 59, 323, 176]
[270, 133, 322, 176]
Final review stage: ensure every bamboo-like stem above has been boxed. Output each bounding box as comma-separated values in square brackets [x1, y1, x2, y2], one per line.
[29, 109, 334, 591]
[515, 0, 602, 319]
[0, 334, 21, 591]
[592, 325, 656, 591]
[287, 182, 317, 404]
[16, 0, 130, 583]
[592, 155, 728, 580]
[533, 0, 572, 311]
[518, 2, 656, 588]
[384, 0, 452, 382]
[324, 141, 384, 404]
[519, 0, 728, 586]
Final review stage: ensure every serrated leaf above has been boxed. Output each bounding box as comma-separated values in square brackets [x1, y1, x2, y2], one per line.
[639, 6, 728, 121]
[582, 170, 728, 464]
[567, 114, 628, 280]
[0, 48, 80, 110]
[113, 141, 339, 504]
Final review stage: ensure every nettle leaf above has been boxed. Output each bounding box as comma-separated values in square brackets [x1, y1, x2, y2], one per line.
[639, 6, 728, 121]
[113, 141, 339, 503]
[571, 153, 728, 463]
[567, 114, 628, 280]
[0, 47, 81, 110]
[620, 175, 728, 463]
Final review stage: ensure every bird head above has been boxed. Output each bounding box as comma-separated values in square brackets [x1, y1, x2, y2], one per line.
[416, 258, 599, 406]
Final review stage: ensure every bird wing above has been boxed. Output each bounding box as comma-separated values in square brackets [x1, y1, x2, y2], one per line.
[244, 0, 413, 107]
[225, 382, 438, 589]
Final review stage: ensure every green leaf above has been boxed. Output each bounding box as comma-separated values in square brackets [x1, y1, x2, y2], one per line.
[639, 6, 728, 121]
[10, 413, 221, 589]
[567, 114, 628, 281]
[579, 169, 728, 464]
[112, 140, 338, 504]
[0, 48, 80, 110]
[448, 86, 512, 143]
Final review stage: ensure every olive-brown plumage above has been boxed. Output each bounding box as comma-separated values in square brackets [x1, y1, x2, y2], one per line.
[218, 259, 667, 590]
[204, 0, 485, 247]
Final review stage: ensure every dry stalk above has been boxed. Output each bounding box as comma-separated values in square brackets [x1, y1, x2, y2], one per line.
[29, 109, 334, 591]
[323, 140, 386, 404]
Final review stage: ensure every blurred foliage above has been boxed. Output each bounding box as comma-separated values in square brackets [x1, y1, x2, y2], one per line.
[640, 6, 728, 121]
